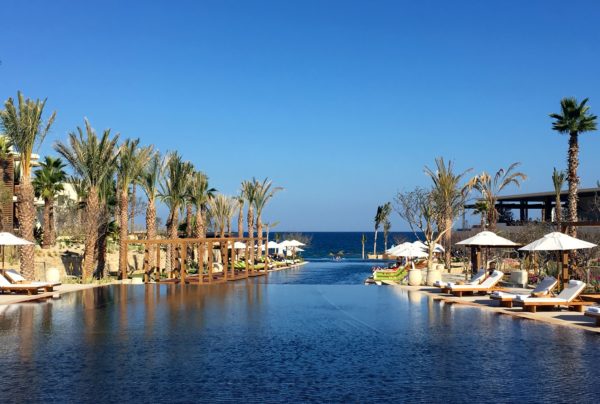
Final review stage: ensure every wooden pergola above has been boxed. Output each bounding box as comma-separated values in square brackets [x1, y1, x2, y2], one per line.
[122, 236, 268, 284]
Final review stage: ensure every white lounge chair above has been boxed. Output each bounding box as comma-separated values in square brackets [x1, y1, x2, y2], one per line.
[490, 276, 557, 308]
[433, 269, 486, 291]
[0, 274, 47, 295]
[514, 280, 590, 313]
[4, 269, 61, 288]
[447, 270, 504, 297]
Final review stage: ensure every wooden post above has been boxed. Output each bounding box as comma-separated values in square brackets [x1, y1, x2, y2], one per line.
[207, 241, 213, 283]
[562, 251, 569, 289]
[245, 244, 250, 278]
[223, 241, 228, 281]
[143, 247, 149, 283]
[155, 244, 161, 282]
[199, 241, 205, 284]
[181, 242, 187, 283]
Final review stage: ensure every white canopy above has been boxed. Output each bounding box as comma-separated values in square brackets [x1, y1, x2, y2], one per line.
[394, 244, 428, 258]
[413, 240, 445, 253]
[456, 231, 517, 247]
[519, 232, 597, 251]
[295, 247, 304, 252]
[228, 241, 247, 249]
[288, 240, 305, 247]
[386, 242, 413, 255]
[261, 241, 281, 251]
[0, 232, 33, 246]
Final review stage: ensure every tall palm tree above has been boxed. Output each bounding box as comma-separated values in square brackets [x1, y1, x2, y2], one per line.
[380, 203, 392, 252]
[383, 220, 391, 252]
[253, 178, 283, 260]
[33, 156, 67, 248]
[551, 168, 566, 229]
[116, 139, 152, 280]
[550, 97, 597, 236]
[0, 92, 56, 277]
[241, 179, 258, 264]
[189, 171, 215, 238]
[469, 163, 527, 231]
[425, 157, 472, 268]
[138, 151, 163, 270]
[160, 153, 193, 272]
[55, 119, 120, 280]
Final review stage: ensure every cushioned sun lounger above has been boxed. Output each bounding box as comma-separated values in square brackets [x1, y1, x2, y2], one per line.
[4, 269, 61, 289]
[490, 276, 557, 308]
[0, 274, 42, 295]
[514, 280, 590, 313]
[584, 306, 600, 326]
[447, 270, 504, 297]
[434, 269, 486, 292]
[373, 266, 407, 282]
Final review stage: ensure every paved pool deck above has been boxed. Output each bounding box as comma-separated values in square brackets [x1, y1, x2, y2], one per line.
[399, 283, 600, 334]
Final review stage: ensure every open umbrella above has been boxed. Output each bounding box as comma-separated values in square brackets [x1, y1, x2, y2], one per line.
[393, 243, 428, 258]
[519, 232, 597, 251]
[456, 231, 518, 274]
[0, 232, 34, 269]
[519, 232, 597, 289]
[386, 242, 413, 256]
[413, 240, 445, 253]
[288, 240, 305, 247]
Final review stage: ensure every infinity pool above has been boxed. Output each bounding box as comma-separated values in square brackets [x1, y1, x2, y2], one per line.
[0, 261, 599, 403]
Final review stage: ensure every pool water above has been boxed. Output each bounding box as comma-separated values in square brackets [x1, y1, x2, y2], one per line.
[0, 260, 599, 403]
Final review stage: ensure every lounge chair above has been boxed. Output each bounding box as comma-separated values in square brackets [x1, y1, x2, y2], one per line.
[447, 270, 504, 297]
[433, 269, 486, 293]
[514, 280, 590, 313]
[0, 273, 43, 295]
[4, 269, 61, 289]
[373, 266, 407, 282]
[490, 276, 557, 308]
[584, 306, 600, 326]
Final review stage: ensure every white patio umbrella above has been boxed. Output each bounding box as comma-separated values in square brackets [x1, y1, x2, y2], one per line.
[386, 242, 413, 256]
[279, 240, 293, 248]
[519, 232, 597, 289]
[228, 241, 247, 249]
[456, 231, 518, 247]
[394, 243, 428, 258]
[261, 241, 280, 251]
[413, 240, 445, 253]
[288, 240, 305, 247]
[519, 232, 597, 251]
[0, 232, 34, 269]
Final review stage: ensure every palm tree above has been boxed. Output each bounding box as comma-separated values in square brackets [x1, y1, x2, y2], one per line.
[33, 156, 67, 248]
[97, 175, 117, 278]
[383, 220, 391, 252]
[241, 179, 258, 264]
[253, 178, 283, 260]
[160, 153, 193, 272]
[550, 97, 597, 236]
[373, 203, 390, 255]
[0, 92, 56, 277]
[189, 171, 215, 238]
[469, 163, 527, 231]
[551, 168, 566, 230]
[55, 119, 120, 280]
[472, 200, 489, 229]
[138, 151, 163, 270]
[116, 139, 152, 280]
[425, 157, 472, 269]
[361, 233, 366, 260]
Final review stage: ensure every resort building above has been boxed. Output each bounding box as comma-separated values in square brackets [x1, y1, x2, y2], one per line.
[466, 187, 600, 225]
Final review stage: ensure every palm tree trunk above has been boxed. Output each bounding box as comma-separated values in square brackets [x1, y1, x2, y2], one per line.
[130, 184, 136, 232]
[247, 206, 254, 266]
[256, 216, 263, 261]
[17, 180, 36, 279]
[194, 206, 206, 238]
[237, 206, 244, 239]
[42, 198, 52, 249]
[444, 216, 452, 270]
[146, 200, 157, 270]
[119, 189, 129, 280]
[49, 198, 56, 246]
[373, 230, 378, 256]
[384, 230, 388, 252]
[83, 188, 100, 280]
[168, 209, 179, 273]
[98, 214, 108, 279]
[186, 203, 193, 237]
[567, 132, 579, 237]
[555, 194, 562, 231]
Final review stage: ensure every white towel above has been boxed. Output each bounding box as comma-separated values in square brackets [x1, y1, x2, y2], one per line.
[586, 306, 600, 314]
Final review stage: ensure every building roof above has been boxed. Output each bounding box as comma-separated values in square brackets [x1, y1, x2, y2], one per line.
[496, 187, 600, 203]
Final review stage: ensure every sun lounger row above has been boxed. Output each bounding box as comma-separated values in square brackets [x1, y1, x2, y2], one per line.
[0, 269, 59, 295]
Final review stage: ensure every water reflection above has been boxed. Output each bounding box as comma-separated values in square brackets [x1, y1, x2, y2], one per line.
[0, 283, 600, 402]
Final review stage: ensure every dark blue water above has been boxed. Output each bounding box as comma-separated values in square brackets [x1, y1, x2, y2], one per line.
[275, 231, 418, 259]
[0, 260, 599, 403]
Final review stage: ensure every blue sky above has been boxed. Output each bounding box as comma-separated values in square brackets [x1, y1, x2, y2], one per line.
[1, 0, 600, 231]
